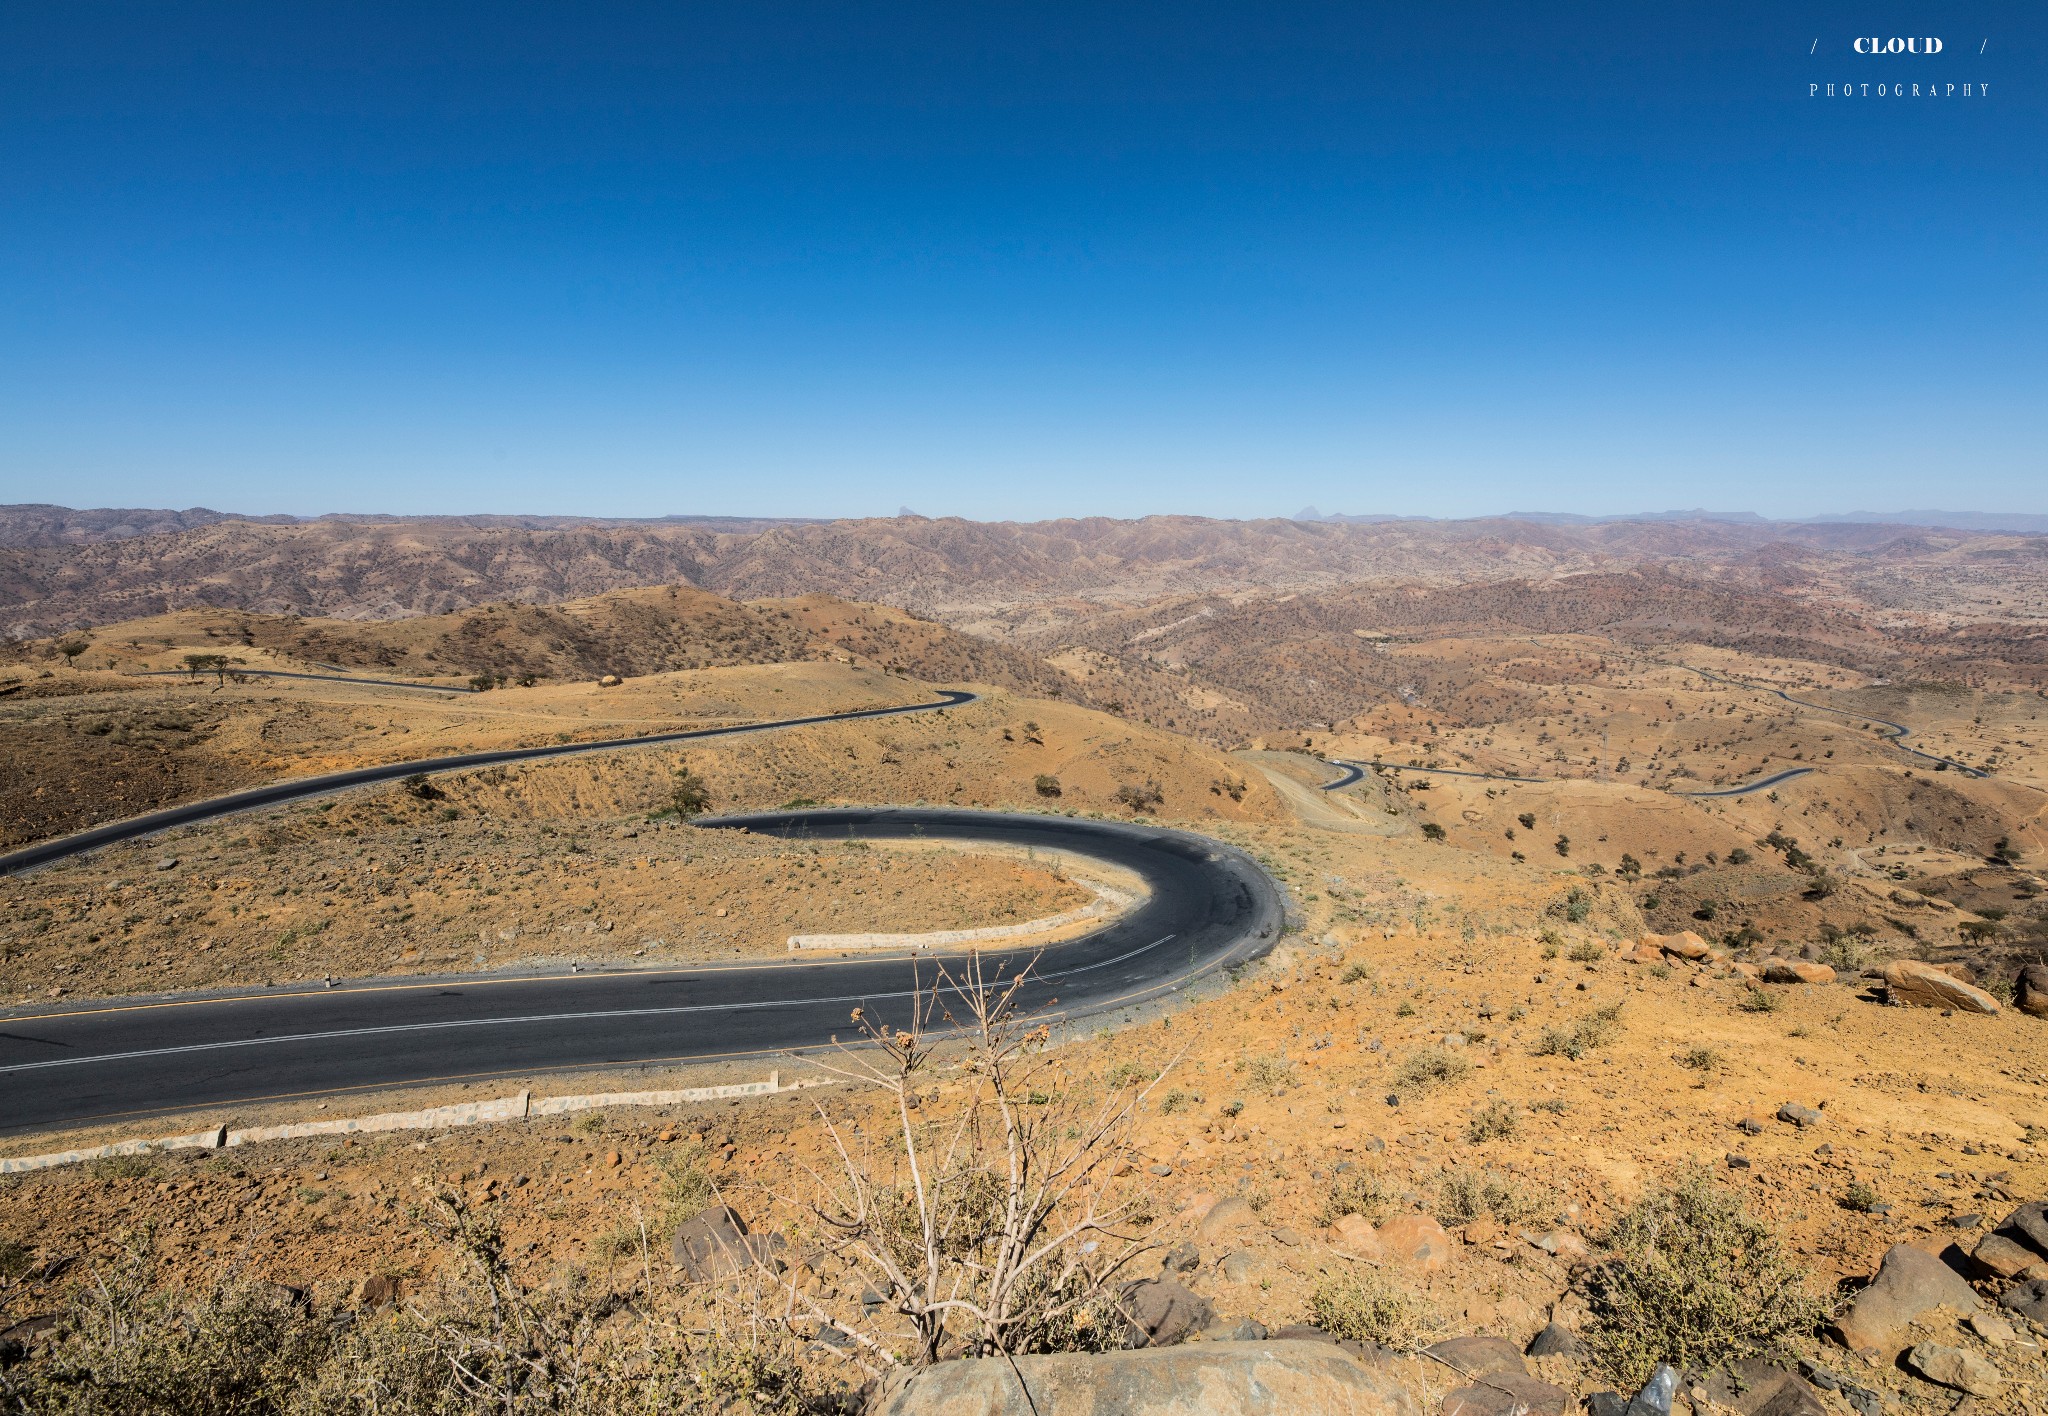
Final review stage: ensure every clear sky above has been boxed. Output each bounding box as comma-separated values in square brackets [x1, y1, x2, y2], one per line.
[2, 3, 2040, 521]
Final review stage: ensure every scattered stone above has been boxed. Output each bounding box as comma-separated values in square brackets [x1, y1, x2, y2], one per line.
[868, 1340, 1423, 1416]
[1882, 960, 2000, 1013]
[1196, 1196, 1255, 1243]
[1831, 1243, 1983, 1359]
[1161, 1241, 1199, 1274]
[2015, 964, 2048, 1018]
[1328, 1213, 1386, 1260]
[1762, 960, 1836, 984]
[597, 674, 622, 687]
[1525, 1322, 1584, 1358]
[1441, 1373, 1569, 1416]
[1700, 1358, 1828, 1416]
[1796, 1362, 1883, 1416]
[1736, 1117, 1765, 1135]
[1531, 1228, 1589, 1261]
[1776, 1102, 1823, 1128]
[1904, 1341, 2002, 1395]
[155, 857, 179, 871]
[1201, 1317, 1268, 1342]
[1971, 1231, 2041, 1280]
[1117, 1276, 1214, 1349]
[1424, 1334, 1527, 1379]
[1997, 1199, 2048, 1255]
[670, 1206, 784, 1282]
[1374, 1213, 1454, 1270]
[1998, 1277, 2048, 1323]
[1967, 1311, 2018, 1345]
[1147, 1163, 1173, 1177]
[353, 1274, 400, 1310]
[1726, 1153, 1752, 1170]
[1646, 931, 1710, 959]
[1270, 1226, 1304, 1247]
[1218, 1251, 1254, 1284]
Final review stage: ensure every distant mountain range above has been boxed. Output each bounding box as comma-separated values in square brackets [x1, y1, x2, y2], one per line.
[1295, 507, 2048, 533]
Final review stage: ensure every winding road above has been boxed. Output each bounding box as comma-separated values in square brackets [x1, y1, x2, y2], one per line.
[139, 667, 480, 694]
[1675, 665, 1987, 778]
[0, 688, 978, 876]
[0, 809, 1282, 1136]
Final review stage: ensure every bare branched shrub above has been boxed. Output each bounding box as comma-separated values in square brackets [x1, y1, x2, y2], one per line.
[775, 956, 1167, 1372]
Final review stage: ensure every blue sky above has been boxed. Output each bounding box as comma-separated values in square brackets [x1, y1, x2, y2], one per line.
[2, 2, 2040, 520]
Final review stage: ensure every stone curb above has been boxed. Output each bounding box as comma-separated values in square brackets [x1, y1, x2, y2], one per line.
[789, 881, 1136, 952]
[0, 1072, 831, 1175]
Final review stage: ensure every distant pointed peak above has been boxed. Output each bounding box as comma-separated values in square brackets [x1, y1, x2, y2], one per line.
[1293, 506, 1324, 521]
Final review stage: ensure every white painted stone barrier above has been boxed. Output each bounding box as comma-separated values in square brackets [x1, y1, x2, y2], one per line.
[0, 1072, 828, 1175]
[789, 881, 1136, 952]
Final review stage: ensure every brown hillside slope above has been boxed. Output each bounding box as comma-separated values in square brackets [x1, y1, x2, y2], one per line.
[5, 510, 2020, 637]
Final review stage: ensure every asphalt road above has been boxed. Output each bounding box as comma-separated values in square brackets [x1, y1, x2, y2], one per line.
[0, 688, 977, 876]
[139, 668, 479, 694]
[0, 808, 1283, 1137]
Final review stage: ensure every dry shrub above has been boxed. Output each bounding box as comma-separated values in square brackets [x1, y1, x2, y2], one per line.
[1435, 1168, 1555, 1227]
[1465, 1100, 1520, 1143]
[1306, 1270, 1442, 1352]
[1584, 1168, 1827, 1388]
[1316, 1171, 1397, 1228]
[1533, 1002, 1624, 1060]
[1391, 1047, 1471, 1098]
[0, 1204, 838, 1415]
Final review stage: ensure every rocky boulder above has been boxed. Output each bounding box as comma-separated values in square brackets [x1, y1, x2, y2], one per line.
[1698, 1359, 1828, 1416]
[1116, 1277, 1213, 1348]
[670, 1206, 784, 1282]
[1762, 960, 1835, 985]
[1831, 1243, 1982, 1359]
[1882, 960, 2000, 1013]
[1905, 1342, 2002, 1395]
[1375, 1214, 1454, 1270]
[2015, 964, 2048, 1018]
[868, 1338, 1421, 1416]
[1645, 931, 1710, 960]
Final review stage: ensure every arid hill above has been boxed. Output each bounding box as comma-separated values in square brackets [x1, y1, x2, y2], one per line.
[9, 506, 2039, 638]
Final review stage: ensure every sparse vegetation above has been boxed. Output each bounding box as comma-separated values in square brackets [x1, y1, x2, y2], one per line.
[1316, 1171, 1396, 1227]
[1435, 1167, 1553, 1227]
[1533, 1002, 1624, 1060]
[1306, 1270, 1442, 1352]
[1392, 1047, 1472, 1098]
[1033, 773, 1062, 798]
[1465, 1099, 1520, 1143]
[1841, 1180, 1882, 1213]
[1676, 1046, 1721, 1072]
[669, 766, 712, 818]
[1566, 939, 1606, 963]
[1736, 986, 1782, 1014]
[1584, 1168, 1827, 1388]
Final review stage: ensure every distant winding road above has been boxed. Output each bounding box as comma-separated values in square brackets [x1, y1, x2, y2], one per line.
[0, 688, 978, 876]
[0, 809, 1283, 1136]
